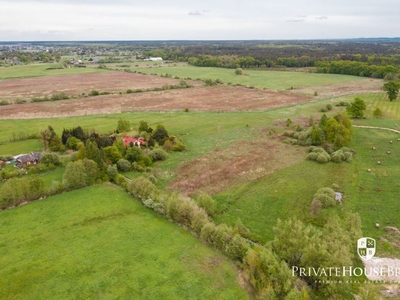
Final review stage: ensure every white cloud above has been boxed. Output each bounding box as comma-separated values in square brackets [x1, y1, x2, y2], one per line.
[188, 11, 203, 16]
[0, 0, 399, 40]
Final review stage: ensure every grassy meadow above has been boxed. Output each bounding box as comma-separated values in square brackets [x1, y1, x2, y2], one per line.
[0, 184, 248, 300]
[0, 63, 110, 79]
[132, 65, 363, 90]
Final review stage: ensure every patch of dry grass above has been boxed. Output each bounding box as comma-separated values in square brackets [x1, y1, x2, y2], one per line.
[169, 133, 306, 195]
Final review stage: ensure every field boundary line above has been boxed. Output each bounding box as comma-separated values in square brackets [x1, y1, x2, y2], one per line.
[352, 125, 400, 134]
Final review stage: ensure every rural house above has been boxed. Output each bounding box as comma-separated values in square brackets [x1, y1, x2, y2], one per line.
[15, 152, 42, 168]
[122, 136, 146, 147]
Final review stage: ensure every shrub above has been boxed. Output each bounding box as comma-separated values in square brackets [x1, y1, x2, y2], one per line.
[126, 89, 133, 94]
[180, 80, 190, 87]
[140, 156, 152, 167]
[166, 194, 207, 231]
[330, 148, 353, 163]
[226, 234, 249, 261]
[163, 140, 174, 152]
[15, 98, 27, 104]
[235, 68, 243, 75]
[132, 161, 145, 172]
[319, 107, 328, 112]
[125, 146, 143, 163]
[66, 136, 81, 150]
[373, 108, 383, 118]
[196, 192, 216, 216]
[117, 158, 131, 172]
[0, 100, 10, 106]
[107, 165, 118, 181]
[89, 90, 100, 96]
[114, 174, 127, 189]
[326, 104, 333, 111]
[313, 187, 336, 208]
[332, 183, 340, 191]
[316, 154, 330, 164]
[143, 198, 165, 215]
[295, 125, 304, 132]
[306, 152, 318, 161]
[46, 180, 63, 196]
[127, 176, 158, 200]
[336, 101, 350, 107]
[307, 147, 331, 164]
[147, 174, 157, 184]
[204, 79, 216, 86]
[51, 92, 69, 101]
[31, 96, 50, 102]
[172, 141, 187, 152]
[40, 152, 61, 166]
[148, 148, 168, 161]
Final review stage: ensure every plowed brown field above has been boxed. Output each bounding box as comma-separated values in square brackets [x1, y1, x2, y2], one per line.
[0, 72, 190, 100]
[0, 85, 309, 119]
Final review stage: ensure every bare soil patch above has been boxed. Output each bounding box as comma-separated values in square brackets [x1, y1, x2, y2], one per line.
[0, 86, 309, 119]
[0, 72, 193, 101]
[168, 133, 305, 195]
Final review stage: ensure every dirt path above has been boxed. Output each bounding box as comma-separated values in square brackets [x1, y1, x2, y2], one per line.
[352, 125, 400, 134]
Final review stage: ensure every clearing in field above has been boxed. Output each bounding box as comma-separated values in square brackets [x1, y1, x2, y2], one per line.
[0, 184, 248, 300]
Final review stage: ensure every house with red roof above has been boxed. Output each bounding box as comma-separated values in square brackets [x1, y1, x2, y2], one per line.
[122, 136, 146, 147]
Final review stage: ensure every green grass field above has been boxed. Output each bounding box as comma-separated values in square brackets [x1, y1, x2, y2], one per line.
[0, 139, 42, 155]
[0, 184, 248, 300]
[0, 63, 111, 79]
[133, 65, 363, 90]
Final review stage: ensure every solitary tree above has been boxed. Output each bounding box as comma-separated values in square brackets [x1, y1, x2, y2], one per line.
[383, 81, 400, 101]
[346, 97, 366, 118]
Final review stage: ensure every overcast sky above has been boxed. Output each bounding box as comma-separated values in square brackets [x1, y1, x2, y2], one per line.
[1, 0, 399, 41]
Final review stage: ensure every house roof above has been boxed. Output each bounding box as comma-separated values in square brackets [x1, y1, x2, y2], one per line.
[16, 152, 42, 163]
[122, 136, 146, 147]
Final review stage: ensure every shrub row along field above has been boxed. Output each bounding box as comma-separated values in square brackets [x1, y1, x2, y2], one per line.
[0, 184, 248, 300]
